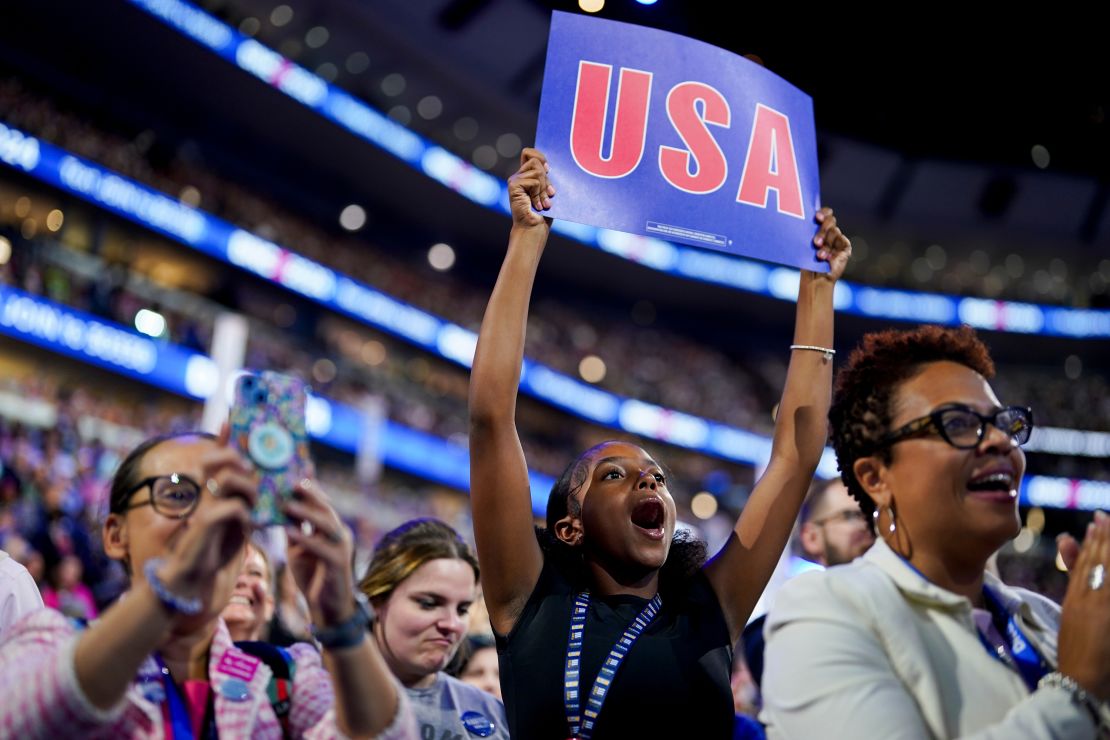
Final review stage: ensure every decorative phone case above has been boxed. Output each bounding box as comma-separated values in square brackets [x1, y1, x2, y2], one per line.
[230, 371, 310, 526]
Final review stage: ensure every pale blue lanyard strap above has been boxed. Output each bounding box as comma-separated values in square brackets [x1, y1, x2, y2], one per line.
[563, 590, 663, 740]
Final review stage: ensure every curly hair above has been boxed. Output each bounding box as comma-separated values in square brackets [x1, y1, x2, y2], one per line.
[828, 325, 995, 526]
[359, 518, 480, 605]
[540, 441, 708, 595]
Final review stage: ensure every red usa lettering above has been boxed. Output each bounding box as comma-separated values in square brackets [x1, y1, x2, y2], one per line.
[569, 61, 805, 219]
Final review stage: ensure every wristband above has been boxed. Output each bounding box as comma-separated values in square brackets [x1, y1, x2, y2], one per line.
[1038, 672, 1101, 727]
[144, 558, 203, 616]
[312, 593, 373, 650]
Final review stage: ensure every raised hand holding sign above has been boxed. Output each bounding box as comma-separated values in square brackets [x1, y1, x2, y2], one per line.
[536, 11, 823, 270]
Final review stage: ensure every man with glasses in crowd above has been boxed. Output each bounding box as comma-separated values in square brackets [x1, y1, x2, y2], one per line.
[796, 478, 875, 569]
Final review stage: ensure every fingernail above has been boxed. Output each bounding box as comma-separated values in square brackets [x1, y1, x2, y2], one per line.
[1088, 522, 1096, 535]
[544, 163, 550, 172]
[1095, 510, 1107, 522]
[543, 198, 552, 209]
[300, 478, 312, 490]
[815, 211, 825, 221]
[814, 236, 824, 247]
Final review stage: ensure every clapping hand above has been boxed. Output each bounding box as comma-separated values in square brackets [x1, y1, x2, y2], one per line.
[1056, 512, 1110, 701]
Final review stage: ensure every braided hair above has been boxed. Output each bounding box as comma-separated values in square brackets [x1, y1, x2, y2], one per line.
[539, 441, 707, 595]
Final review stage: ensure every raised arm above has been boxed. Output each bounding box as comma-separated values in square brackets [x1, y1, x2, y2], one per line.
[468, 149, 555, 634]
[283, 478, 412, 738]
[703, 208, 851, 642]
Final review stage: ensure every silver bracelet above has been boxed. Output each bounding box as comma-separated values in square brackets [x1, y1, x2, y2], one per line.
[790, 344, 836, 360]
[144, 557, 203, 616]
[1038, 672, 1100, 727]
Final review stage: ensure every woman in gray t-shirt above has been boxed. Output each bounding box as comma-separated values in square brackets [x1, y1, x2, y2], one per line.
[360, 519, 509, 739]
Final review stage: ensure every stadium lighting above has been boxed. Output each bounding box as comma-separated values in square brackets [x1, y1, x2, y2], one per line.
[381, 73, 406, 97]
[578, 355, 607, 383]
[339, 204, 366, 231]
[691, 492, 718, 519]
[46, 209, 64, 232]
[417, 96, 443, 120]
[134, 308, 167, 338]
[270, 5, 293, 26]
[427, 243, 456, 271]
[304, 26, 329, 49]
[1031, 145, 1050, 169]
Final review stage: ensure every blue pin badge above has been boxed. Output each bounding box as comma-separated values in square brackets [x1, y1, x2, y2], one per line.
[141, 680, 166, 704]
[138, 660, 166, 703]
[461, 711, 496, 737]
[219, 678, 251, 702]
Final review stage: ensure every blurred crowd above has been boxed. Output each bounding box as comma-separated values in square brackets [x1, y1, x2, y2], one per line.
[8, 223, 1105, 492]
[2, 77, 1106, 446]
[0, 77, 783, 431]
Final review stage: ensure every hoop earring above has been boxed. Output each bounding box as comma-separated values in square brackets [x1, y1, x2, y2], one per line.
[873, 506, 896, 535]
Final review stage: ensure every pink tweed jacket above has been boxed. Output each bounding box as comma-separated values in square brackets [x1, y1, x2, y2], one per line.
[0, 608, 415, 739]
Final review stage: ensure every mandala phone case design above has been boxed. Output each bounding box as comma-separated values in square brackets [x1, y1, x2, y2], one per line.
[230, 371, 310, 526]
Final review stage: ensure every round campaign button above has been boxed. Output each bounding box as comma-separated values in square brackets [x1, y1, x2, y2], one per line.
[219, 678, 251, 702]
[141, 681, 166, 704]
[460, 710, 496, 737]
[248, 422, 294, 470]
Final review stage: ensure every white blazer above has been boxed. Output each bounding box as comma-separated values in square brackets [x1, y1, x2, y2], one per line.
[761, 539, 1108, 739]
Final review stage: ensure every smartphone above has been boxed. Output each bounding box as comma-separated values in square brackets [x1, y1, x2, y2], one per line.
[229, 371, 311, 526]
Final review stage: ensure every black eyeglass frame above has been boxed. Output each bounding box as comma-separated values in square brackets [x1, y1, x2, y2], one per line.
[880, 404, 1034, 450]
[810, 509, 868, 527]
[122, 473, 202, 519]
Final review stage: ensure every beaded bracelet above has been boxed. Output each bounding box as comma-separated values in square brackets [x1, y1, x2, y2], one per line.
[1038, 672, 1101, 727]
[144, 557, 203, 616]
[790, 344, 836, 360]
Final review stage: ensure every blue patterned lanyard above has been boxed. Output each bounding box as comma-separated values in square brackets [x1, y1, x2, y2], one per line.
[563, 590, 663, 740]
[896, 554, 1049, 692]
[145, 654, 216, 740]
[978, 586, 1050, 692]
[152, 654, 196, 740]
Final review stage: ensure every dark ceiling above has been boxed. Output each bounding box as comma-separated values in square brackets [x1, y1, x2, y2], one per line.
[217, 0, 1110, 179]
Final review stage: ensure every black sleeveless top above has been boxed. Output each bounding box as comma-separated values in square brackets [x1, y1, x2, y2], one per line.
[496, 558, 734, 739]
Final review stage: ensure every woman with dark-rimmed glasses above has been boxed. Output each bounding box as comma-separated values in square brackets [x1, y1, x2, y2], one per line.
[761, 324, 1110, 738]
[0, 427, 416, 739]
